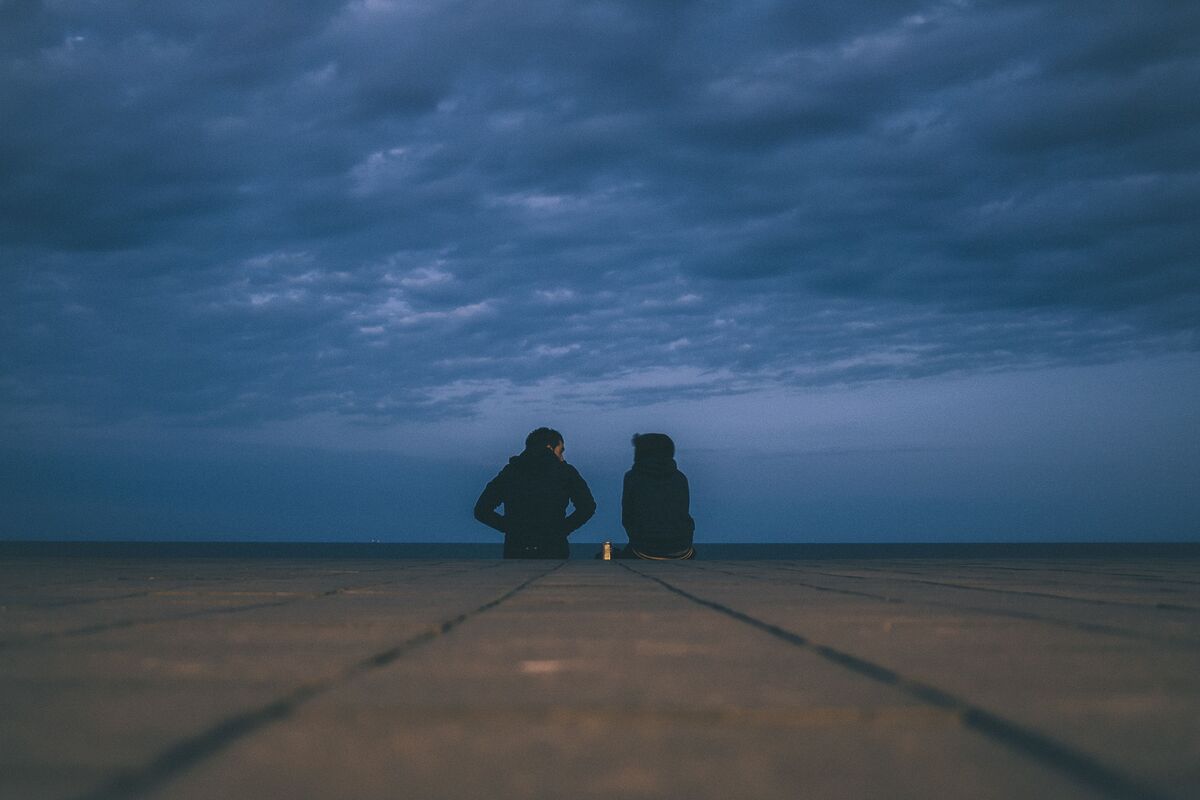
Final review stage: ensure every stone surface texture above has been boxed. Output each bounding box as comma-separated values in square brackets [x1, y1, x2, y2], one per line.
[1, 556, 1198, 800]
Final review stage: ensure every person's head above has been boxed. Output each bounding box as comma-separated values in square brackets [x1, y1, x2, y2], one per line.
[525, 427, 565, 460]
[631, 432, 675, 461]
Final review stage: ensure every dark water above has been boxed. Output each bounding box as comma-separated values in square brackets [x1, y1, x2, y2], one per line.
[2, 540, 1198, 560]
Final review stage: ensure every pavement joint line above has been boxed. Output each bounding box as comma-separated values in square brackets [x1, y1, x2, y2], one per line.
[908, 562, 1200, 586]
[690, 562, 906, 604]
[976, 565, 1200, 586]
[793, 562, 1200, 588]
[823, 565, 1200, 598]
[731, 561, 1200, 647]
[71, 562, 564, 800]
[770, 565, 1200, 613]
[227, 704, 956, 726]
[19, 591, 156, 609]
[0, 597, 300, 651]
[0, 569, 482, 651]
[621, 563, 1170, 800]
[954, 560, 1200, 579]
[0, 562, 433, 610]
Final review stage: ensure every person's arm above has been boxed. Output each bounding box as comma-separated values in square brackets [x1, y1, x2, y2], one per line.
[562, 466, 597, 535]
[621, 471, 636, 538]
[680, 473, 695, 536]
[473, 472, 508, 533]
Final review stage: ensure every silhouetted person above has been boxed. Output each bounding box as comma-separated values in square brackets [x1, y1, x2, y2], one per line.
[617, 433, 696, 559]
[475, 427, 597, 559]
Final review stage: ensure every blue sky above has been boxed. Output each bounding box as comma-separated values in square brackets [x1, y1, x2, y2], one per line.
[2, 0, 1197, 542]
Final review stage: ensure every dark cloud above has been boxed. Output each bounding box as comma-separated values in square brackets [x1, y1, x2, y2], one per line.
[2, 0, 1197, 429]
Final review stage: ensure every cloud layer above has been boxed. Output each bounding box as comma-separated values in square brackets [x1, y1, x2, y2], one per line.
[3, 0, 1198, 427]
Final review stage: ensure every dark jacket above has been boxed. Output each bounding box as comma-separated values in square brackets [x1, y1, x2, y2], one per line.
[621, 455, 695, 556]
[474, 447, 596, 558]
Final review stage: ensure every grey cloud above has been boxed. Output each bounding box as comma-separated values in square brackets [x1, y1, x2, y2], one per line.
[2, 0, 1197, 429]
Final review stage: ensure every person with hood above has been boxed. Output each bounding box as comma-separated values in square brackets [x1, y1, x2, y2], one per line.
[474, 427, 597, 559]
[617, 433, 696, 559]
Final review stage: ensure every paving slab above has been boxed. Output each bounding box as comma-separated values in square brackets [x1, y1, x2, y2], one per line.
[1, 557, 1197, 800]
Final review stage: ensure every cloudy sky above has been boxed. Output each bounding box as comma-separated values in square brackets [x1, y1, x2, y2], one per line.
[2, 0, 1197, 542]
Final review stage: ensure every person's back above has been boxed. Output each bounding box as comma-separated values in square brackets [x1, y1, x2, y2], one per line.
[620, 433, 695, 559]
[474, 427, 596, 559]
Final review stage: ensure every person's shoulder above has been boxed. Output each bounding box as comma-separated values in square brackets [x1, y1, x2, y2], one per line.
[564, 462, 596, 489]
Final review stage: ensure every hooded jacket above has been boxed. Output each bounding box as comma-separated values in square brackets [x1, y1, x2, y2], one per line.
[621, 454, 695, 556]
[474, 447, 596, 545]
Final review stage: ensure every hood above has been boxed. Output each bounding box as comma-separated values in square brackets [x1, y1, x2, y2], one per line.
[508, 446, 562, 473]
[631, 454, 678, 477]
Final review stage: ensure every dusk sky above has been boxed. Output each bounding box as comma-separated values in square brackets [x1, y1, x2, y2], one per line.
[2, 0, 1197, 543]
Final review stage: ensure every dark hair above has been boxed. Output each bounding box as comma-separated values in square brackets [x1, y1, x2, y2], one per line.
[631, 432, 675, 460]
[525, 427, 564, 450]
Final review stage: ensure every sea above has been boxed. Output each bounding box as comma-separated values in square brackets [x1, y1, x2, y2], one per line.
[2, 540, 1197, 560]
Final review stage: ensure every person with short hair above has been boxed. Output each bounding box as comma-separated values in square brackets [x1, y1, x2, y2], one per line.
[474, 427, 597, 559]
[617, 433, 696, 559]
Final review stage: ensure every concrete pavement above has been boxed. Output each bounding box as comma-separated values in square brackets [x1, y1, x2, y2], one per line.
[2, 556, 1197, 799]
